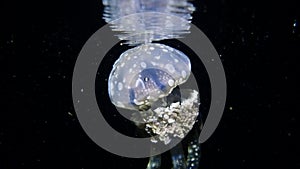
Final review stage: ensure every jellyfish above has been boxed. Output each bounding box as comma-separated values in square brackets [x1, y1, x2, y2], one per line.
[103, 0, 201, 168]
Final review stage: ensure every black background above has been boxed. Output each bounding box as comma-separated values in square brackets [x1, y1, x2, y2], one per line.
[0, 0, 298, 168]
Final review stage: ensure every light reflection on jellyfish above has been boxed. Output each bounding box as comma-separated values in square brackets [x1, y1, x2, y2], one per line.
[103, 0, 201, 168]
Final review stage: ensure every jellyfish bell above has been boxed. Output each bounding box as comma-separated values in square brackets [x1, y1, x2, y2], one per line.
[108, 43, 191, 110]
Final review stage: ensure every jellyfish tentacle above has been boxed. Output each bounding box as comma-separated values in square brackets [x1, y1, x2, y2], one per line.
[146, 155, 162, 169]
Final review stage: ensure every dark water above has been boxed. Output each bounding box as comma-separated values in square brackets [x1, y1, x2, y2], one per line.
[0, 0, 298, 168]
